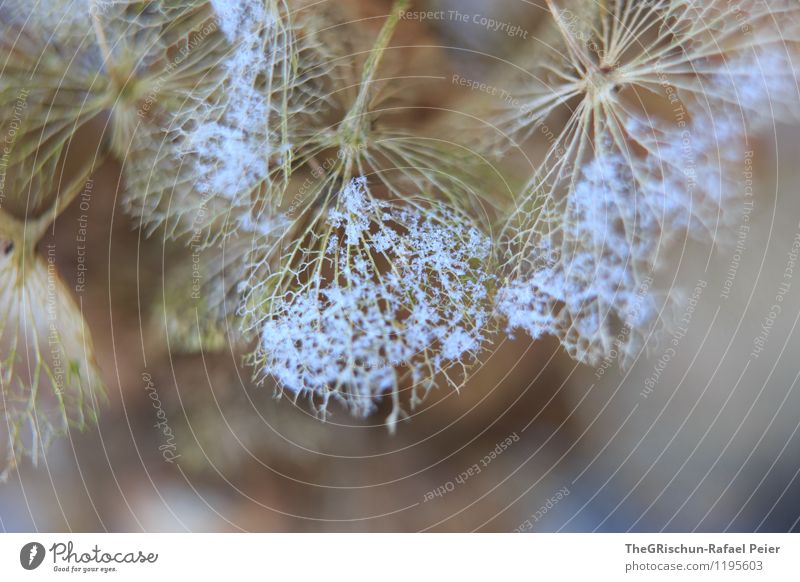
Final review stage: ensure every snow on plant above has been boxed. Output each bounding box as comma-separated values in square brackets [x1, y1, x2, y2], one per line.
[175, 0, 294, 224]
[1, 0, 799, 477]
[123, 0, 333, 243]
[245, 178, 494, 429]
[496, 0, 800, 364]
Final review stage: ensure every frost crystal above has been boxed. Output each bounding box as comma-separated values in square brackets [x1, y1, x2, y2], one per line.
[500, 156, 657, 363]
[122, 0, 308, 241]
[184, 0, 288, 204]
[708, 45, 800, 124]
[252, 179, 493, 426]
[497, 0, 800, 365]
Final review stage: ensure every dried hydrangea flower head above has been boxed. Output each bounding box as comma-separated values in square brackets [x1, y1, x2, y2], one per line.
[0, 1, 102, 215]
[244, 178, 494, 429]
[147, 0, 493, 360]
[158, 237, 253, 354]
[496, 0, 800, 365]
[123, 0, 329, 243]
[124, 0, 332, 353]
[280, 0, 491, 220]
[158, 216, 291, 353]
[0, 182, 104, 480]
[5, 0, 795, 460]
[0, 1, 226, 216]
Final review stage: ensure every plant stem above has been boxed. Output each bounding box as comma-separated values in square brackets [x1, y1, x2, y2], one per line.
[33, 152, 107, 242]
[339, 0, 409, 152]
[545, 0, 594, 73]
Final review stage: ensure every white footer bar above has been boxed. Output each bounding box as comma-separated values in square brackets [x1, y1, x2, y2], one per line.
[1, 533, 797, 580]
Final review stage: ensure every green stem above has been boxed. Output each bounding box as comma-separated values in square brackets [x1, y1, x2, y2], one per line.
[339, 0, 409, 152]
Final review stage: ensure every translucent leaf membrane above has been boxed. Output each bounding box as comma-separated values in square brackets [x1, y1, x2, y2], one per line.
[90, 0, 211, 68]
[499, 142, 686, 366]
[159, 240, 248, 354]
[243, 178, 495, 429]
[123, 0, 329, 243]
[496, 0, 800, 365]
[122, 120, 251, 242]
[238, 0, 498, 341]
[0, 210, 103, 480]
[159, 218, 290, 353]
